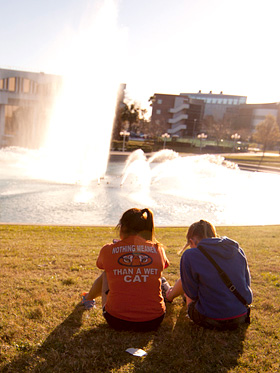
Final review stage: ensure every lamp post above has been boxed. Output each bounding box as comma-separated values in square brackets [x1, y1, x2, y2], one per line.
[161, 133, 170, 149]
[192, 118, 197, 138]
[120, 130, 130, 152]
[231, 133, 240, 152]
[197, 133, 207, 152]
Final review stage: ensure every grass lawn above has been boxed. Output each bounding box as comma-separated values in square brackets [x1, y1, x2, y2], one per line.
[0, 225, 279, 373]
[224, 154, 280, 170]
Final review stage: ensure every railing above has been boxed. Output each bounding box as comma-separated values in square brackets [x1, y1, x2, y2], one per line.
[167, 124, 187, 134]
[168, 114, 188, 124]
[169, 103, 190, 113]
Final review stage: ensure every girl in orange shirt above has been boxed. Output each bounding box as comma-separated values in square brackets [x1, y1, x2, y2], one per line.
[82, 208, 169, 332]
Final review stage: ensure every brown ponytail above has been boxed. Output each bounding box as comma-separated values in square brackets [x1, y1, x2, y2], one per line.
[117, 208, 155, 241]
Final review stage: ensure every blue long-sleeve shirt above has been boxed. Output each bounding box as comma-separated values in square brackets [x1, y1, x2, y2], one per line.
[180, 237, 253, 319]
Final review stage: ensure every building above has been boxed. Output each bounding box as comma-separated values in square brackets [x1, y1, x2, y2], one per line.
[151, 90, 280, 139]
[150, 93, 205, 137]
[180, 91, 247, 121]
[0, 68, 62, 148]
[238, 102, 280, 129]
[150, 91, 247, 138]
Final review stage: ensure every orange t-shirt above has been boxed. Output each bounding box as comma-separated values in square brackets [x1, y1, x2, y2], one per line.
[96, 235, 169, 322]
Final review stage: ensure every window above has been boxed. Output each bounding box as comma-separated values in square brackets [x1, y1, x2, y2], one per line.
[223, 99, 227, 104]
[157, 99, 162, 104]
[30, 80, 36, 94]
[4, 105, 19, 136]
[0, 79, 3, 89]
[8, 77, 16, 92]
[5, 105, 17, 118]
[33, 82, 38, 94]
[23, 79, 30, 93]
[156, 109, 161, 115]
[233, 99, 238, 105]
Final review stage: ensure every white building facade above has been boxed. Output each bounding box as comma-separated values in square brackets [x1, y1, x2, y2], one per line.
[0, 68, 62, 148]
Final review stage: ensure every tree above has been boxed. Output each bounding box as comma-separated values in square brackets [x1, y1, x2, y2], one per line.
[137, 108, 150, 135]
[224, 107, 253, 141]
[112, 100, 150, 140]
[149, 116, 168, 138]
[120, 103, 140, 133]
[253, 114, 280, 155]
[203, 115, 233, 145]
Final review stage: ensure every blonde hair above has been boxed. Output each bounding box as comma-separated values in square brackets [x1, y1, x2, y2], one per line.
[187, 219, 217, 245]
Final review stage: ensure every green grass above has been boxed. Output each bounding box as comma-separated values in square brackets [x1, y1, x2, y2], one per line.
[0, 225, 279, 372]
[224, 154, 280, 170]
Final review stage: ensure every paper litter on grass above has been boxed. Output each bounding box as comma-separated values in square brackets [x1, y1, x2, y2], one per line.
[126, 348, 147, 357]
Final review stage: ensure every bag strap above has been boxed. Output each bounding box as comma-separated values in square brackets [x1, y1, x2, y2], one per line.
[197, 245, 249, 307]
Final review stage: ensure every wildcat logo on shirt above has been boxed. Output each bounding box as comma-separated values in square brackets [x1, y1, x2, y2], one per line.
[118, 252, 153, 267]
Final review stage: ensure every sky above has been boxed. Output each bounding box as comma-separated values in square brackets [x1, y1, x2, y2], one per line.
[1, 0, 280, 112]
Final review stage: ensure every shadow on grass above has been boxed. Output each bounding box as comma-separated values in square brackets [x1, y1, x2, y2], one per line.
[2, 303, 249, 373]
[132, 306, 249, 373]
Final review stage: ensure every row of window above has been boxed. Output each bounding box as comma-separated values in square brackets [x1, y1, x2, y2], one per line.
[0, 77, 59, 95]
[157, 97, 246, 106]
[0, 77, 38, 94]
[204, 98, 245, 105]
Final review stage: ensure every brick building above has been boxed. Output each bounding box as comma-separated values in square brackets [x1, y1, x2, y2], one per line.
[150, 93, 204, 137]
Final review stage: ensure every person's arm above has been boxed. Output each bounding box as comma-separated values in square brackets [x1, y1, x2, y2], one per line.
[239, 247, 253, 304]
[180, 251, 198, 301]
[96, 245, 107, 269]
[243, 252, 253, 304]
[158, 243, 170, 269]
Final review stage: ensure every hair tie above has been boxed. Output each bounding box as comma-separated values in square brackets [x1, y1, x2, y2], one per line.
[141, 208, 149, 219]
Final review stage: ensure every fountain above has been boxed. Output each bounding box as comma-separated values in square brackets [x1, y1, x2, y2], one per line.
[1, 146, 280, 226]
[32, 0, 125, 185]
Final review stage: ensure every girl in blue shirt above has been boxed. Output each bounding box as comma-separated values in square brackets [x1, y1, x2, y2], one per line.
[165, 220, 252, 330]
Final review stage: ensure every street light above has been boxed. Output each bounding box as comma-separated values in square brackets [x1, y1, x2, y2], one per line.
[161, 133, 170, 149]
[120, 130, 130, 152]
[231, 133, 240, 152]
[192, 118, 197, 138]
[197, 133, 207, 152]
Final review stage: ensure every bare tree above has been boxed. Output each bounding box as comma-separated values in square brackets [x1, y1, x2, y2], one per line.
[204, 115, 233, 145]
[253, 114, 280, 167]
[253, 114, 280, 155]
